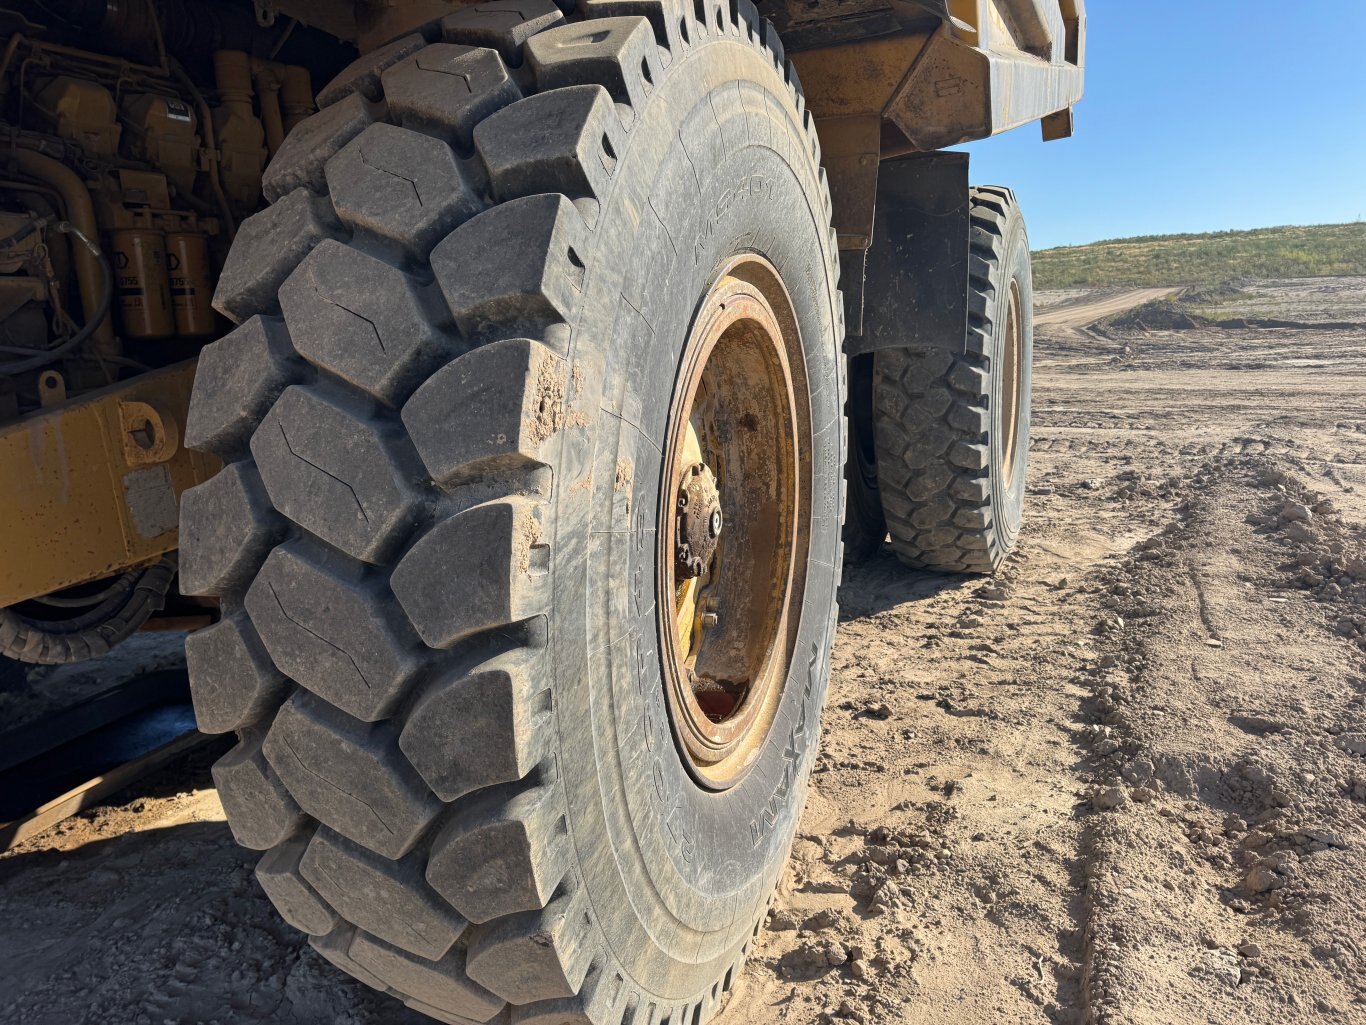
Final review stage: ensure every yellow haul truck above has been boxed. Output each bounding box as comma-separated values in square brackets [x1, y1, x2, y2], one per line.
[0, 0, 1082, 1020]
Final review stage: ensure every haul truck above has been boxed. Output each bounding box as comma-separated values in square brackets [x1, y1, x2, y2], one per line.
[0, 0, 1083, 1020]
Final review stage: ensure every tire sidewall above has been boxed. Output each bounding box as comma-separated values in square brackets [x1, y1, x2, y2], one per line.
[990, 206, 1032, 553]
[545, 37, 842, 1001]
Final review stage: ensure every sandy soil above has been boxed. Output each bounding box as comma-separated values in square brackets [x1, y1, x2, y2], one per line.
[3, 277, 1365, 1025]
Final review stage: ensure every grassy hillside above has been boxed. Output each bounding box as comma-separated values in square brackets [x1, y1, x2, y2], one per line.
[1033, 222, 1366, 289]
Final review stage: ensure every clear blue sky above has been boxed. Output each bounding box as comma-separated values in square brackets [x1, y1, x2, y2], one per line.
[962, 0, 1366, 250]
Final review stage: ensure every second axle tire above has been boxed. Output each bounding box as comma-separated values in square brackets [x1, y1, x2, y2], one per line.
[873, 186, 1033, 573]
[179, 3, 845, 1024]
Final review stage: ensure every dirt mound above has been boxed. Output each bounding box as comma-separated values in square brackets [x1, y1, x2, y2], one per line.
[1182, 279, 1256, 306]
[1101, 293, 1366, 335]
[1102, 298, 1212, 332]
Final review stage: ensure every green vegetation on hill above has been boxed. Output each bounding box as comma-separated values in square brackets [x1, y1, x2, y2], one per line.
[1033, 222, 1366, 289]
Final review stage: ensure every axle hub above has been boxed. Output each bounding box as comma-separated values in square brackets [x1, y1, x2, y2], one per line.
[675, 461, 722, 578]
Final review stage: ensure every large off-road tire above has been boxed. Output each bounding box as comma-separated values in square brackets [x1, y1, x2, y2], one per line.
[179, 3, 844, 1023]
[872, 186, 1032, 573]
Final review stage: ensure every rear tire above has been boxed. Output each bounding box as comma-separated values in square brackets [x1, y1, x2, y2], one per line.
[180, 3, 844, 1024]
[872, 186, 1032, 573]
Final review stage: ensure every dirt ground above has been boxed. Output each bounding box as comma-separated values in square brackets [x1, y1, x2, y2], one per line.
[3, 276, 1365, 1025]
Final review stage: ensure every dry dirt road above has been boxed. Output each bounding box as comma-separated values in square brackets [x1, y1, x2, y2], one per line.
[1033, 287, 1181, 330]
[3, 277, 1365, 1025]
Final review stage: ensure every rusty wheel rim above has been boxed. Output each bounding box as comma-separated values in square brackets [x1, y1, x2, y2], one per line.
[1000, 278, 1025, 489]
[656, 256, 812, 790]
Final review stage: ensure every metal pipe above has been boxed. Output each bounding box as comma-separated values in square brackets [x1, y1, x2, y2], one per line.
[168, 60, 236, 238]
[213, 49, 254, 116]
[9, 150, 115, 357]
[279, 65, 314, 134]
[10, 38, 171, 84]
[0, 32, 23, 88]
[250, 57, 312, 150]
[253, 67, 286, 157]
[146, 0, 170, 75]
[259, 81, 285, 156]
[212, 49, 264, 216]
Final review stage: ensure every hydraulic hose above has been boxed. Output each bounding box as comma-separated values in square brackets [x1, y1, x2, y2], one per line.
[8, 148, 116, 355]
[0, 220, 113, 375]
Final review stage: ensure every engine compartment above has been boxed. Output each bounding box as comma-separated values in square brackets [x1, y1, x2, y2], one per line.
[0, 1, 354, 661]
[0, 1, 354, 416]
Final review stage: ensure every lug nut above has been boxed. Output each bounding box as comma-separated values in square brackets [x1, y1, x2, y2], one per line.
[709, 509, 722, 537]
[701, 612, 719, 629]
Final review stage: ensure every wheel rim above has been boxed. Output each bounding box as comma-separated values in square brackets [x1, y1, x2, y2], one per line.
[656, 256, 812, 790]
[1000, 278, 1025, 489]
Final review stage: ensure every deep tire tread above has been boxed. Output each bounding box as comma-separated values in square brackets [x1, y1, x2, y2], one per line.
[186, 2, 837, 1023]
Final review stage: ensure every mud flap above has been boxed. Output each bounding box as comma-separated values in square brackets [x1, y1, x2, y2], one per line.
[844, 150, 970, 357]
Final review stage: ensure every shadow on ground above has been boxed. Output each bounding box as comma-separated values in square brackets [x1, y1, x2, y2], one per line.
[838, 544, 975, 620]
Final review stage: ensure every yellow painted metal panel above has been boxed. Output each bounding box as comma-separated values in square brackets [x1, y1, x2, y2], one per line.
[0, 360, 217, 606]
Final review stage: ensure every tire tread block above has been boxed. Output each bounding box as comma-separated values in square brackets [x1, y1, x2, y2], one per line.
[583, 0, 685, 57]
[327, 123, 483, 261]
[213, 189, 341, 323]
[178, 461, 285, 597]
[251, 386, 421, 563]
[475, 85, 621, 207]
[279, 240, 456, 406]
[440, 0, 566, 64]
[402, 338, 563, 489]
[311, 925, 392, 993]
[391, 498, 549, 650]
[184, 315, 296, 458]
[383, 44, 524, 150]
[526, 18, 659, 115]
[246, 544, 422, 722]
[351, 931, 505, 1021]
[263, 93, 377, 202]
[318, 33, 427, 107]
[431, 193, 589, 341]
[300, 827, 467, 960]
[466, 888, 591, 1004]
[262, 691, 441, 859]
[256, 833, 339, 936]
[212, 729, 307, 850]
[425, 774, 567, 923]
[400, 648, 547, 804]
[186, 611, 289, 734]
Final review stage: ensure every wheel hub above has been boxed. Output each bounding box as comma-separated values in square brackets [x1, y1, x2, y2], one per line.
[655, 256, 813, 790]
[675, 461, 722, 579]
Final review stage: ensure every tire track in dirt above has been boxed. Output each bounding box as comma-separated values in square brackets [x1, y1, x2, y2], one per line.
[1072, 456, 1366, 1025]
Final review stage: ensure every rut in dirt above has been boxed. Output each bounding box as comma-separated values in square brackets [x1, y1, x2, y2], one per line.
[1074, 455, 1366, 1024]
